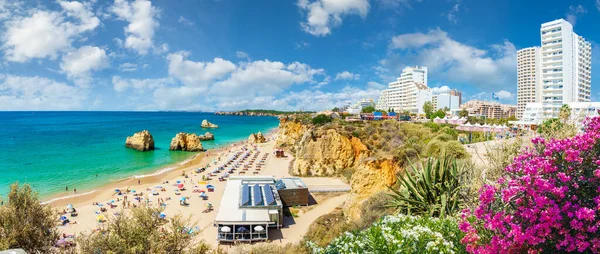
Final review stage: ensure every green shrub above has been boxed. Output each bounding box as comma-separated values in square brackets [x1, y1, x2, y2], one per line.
[311, 114, 332, 125]
[388, 157, 466, 218]
[0, 183, 58, 253]
[357, 192, 395, 229]
[308, 215, 466, 254]
[77, 207, 210, 254]
[304, 210, 357, 247]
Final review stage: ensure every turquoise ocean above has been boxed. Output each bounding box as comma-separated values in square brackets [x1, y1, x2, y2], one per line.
[0, 112, 279, 198]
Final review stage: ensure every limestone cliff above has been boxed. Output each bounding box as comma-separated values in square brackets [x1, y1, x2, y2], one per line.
[276, 117, 309, 149]
[277, 119, 400, 219]
[125, 130, 155, 151]
[169, 133, 204, 152]
[248, 132, 266, 143]
[344, 159, 399, 219]
[291, 129, 369, 176]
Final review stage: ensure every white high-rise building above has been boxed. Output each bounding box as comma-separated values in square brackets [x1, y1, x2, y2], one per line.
[516, 19, 592, 120]
[539, 19, 592, 118]
[376, 66, 431, 114]
[517, 47, 542, 119]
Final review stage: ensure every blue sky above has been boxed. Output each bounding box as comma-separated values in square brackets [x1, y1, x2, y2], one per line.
[0, 0, 599, 111]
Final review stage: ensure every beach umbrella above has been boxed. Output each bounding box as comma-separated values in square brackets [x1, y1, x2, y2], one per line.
[178, 184, 184, 189]
[60, 215, 67, 221]
[66, 204, 73, 209]
[159, 213, 166, 219]
[199, 190, 205, 193]
[254, 226, 264, 232]
[206, 184, 214, 188]
[237, 226, 249, 233]
[131, 190, 136, 193]
[220, 226, 231, 233]
[205, 203, 212, 207]
[114, 189, 120, 192]
[176, 180, 181, 184]
[96, 215, 106, 221]
[180, 197, 187, 201]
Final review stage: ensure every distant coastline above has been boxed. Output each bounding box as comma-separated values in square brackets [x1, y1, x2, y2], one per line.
[215, 109, 314, 117]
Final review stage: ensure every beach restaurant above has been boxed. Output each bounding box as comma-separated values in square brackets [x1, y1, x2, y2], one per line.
[214, 175, 283, 243]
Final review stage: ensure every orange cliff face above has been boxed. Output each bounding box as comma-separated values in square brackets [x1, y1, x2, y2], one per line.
[276, 118, 400, 220]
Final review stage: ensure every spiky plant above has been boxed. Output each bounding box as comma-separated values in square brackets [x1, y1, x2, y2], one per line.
[387, 156, 464, 218]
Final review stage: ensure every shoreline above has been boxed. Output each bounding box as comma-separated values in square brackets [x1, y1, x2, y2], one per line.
[43, 126, 279, 207]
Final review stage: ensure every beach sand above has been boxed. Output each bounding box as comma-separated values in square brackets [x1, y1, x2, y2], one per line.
[48, 130, 349, 248]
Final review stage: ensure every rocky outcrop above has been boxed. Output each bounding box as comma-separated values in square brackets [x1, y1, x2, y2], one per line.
[169, 133, 204, 152]
[277, 118, 400, 220]
[201, 120, 218, 128]
[248, 132, 266, 143]
[125, 130, 155, 151]
[344, 159, 399, 219]
[276, 117, 309, 148]
[199, 132, 214, 141]
[291, 129, 369, 176]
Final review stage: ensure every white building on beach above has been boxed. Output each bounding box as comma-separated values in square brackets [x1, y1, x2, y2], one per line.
[214, 176, 283, 243]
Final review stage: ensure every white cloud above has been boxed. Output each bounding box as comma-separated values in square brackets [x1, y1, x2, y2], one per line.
[213, 60, 326, 97]
[494, 90, 513, 100]
[297, 0, 369, 36]
[445, 4, 459, 24]
[432, 85, 451, 94]
[2, 1, 99, 62]
[386, 28, 516, 89]
[295, 41, 309, 49]
[112, 76, 174, 93]
[0, 0, 24, 21]
[566, 5, 586, 26]
[376, 0, 420, 9]
[335, 71, 360, 80]
[178, 16, 194, 27]
[110, 0, 158, 55]
[0, 75, 86, 110]
[367, 81, 386, 90]
[119, 62, 138, 72]
[115, 53, 329, 110]
[166, 51, 236, 89]
[60, 46, 109, 79]
[236, 51, 249, 60]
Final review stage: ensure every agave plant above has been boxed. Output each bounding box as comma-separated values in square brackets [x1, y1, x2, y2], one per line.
[387, 156, 464, 218]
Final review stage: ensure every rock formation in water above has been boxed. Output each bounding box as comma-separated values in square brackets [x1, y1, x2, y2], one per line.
[125, 130, 155, 151]
[248, 132, 267, 143]
[169, 133, 204, 152]
[199, 132, 214, 141]
[276, 117, 399, 220]
[201, 120, 219, 128]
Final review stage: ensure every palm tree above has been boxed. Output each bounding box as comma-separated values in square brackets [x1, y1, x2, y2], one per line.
[559, 104, 571, 122]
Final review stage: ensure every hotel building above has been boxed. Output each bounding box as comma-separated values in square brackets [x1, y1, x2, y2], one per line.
[516, 19, 592, 120]
[517, 47, 541, 119]
[376, 66, 432, 114]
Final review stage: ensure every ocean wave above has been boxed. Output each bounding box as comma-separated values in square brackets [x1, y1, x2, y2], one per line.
[41, 190, 97, 205]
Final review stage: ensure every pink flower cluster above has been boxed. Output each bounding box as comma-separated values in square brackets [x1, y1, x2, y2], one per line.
[460, 117, 600, 253]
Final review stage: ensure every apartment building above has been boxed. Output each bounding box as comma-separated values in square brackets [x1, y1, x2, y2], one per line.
[375, 66, 432, 114]
[460, 100, 516, 119]
[433, 88, 462, 110]
[517, 47, 541, 119]
[516, 19, 592, 120]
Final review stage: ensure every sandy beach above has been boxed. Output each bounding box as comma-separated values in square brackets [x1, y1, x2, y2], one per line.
[48, 129, 350, 248]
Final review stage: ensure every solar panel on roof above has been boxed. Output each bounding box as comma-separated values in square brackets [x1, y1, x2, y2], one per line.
[275, 179, 286, 190]
[263, 184, 276, 205]
[253, 184, 263, 206]
[240, 184, 250, 206]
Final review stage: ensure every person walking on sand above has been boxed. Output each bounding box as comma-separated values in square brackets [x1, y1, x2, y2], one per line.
[138, 179, 141, 185]
[74, 188, 77, 194]
[66, 186, 68, 191]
